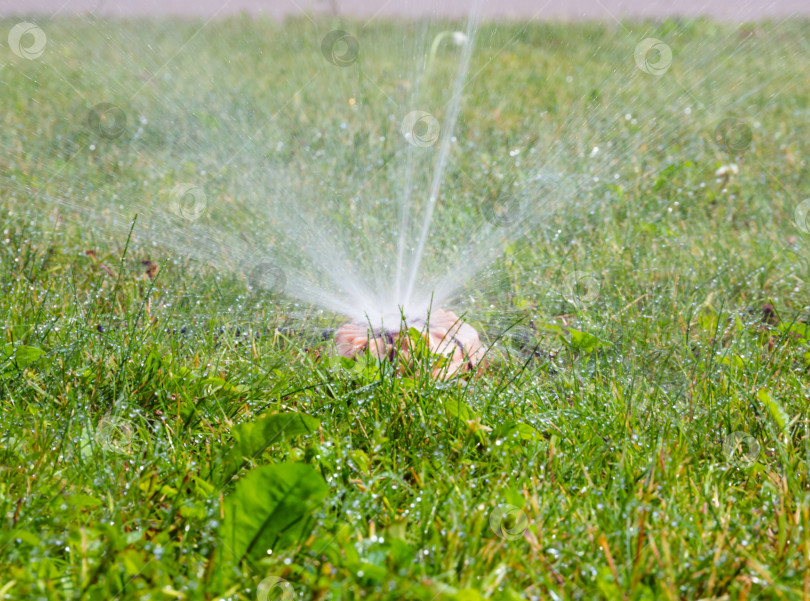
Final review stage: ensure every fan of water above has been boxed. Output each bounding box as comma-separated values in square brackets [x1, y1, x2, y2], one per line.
[11, 2, 569, 331]
[3, 4, 804, 351]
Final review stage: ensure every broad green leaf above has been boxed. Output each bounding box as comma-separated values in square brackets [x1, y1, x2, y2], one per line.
[221, 462, 327, 565]
[1, 345, 45, 376]
[179, 504, 206, 519]
[388, 537, 416, 567]
[516, 423, 540, 440]
[565, 329, 609, 353]
[357, 561, 387, 582]
[220, 412, 319, 483]
[452, 588, 485, 601]
[535, 323, 564, 335]
[443, 398, 476, 421]
[720, 354, 746, 369]
[233, 412, 319, 458]
[223, 383, 250, 393]
[121, 549, 147, 575]
[124, 529, 144, 545]
[494, 421, 540, 442]
[503, 488, 525, 508]
[66, 494, 103, 509]
[779, 321, 810, 341]
[191, 474, 215, 496]
[199, 376, 226, 389]
[595, 564, 621, 597]
[348, 449, 370, 475]
[10, 529, 39, 546]
[16, 345, 45, 369]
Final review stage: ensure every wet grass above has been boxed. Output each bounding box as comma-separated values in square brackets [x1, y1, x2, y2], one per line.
[2, 14, 810, 601]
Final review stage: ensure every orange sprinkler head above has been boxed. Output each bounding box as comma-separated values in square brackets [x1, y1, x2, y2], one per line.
[334, 309, 487, 380]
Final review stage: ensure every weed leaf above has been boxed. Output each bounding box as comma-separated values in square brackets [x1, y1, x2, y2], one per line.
[222, 462, 328, 565]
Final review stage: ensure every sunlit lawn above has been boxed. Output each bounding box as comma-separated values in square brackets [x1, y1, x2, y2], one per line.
[1, 14, 810, 601]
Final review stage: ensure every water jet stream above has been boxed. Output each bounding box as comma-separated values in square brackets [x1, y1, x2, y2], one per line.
[402, 0, 482, 314]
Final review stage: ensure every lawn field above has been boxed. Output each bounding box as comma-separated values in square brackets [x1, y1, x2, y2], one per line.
[1, 15, 810, 601]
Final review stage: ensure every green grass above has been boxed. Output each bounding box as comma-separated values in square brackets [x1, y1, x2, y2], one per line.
[2, 14, 810, 601]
